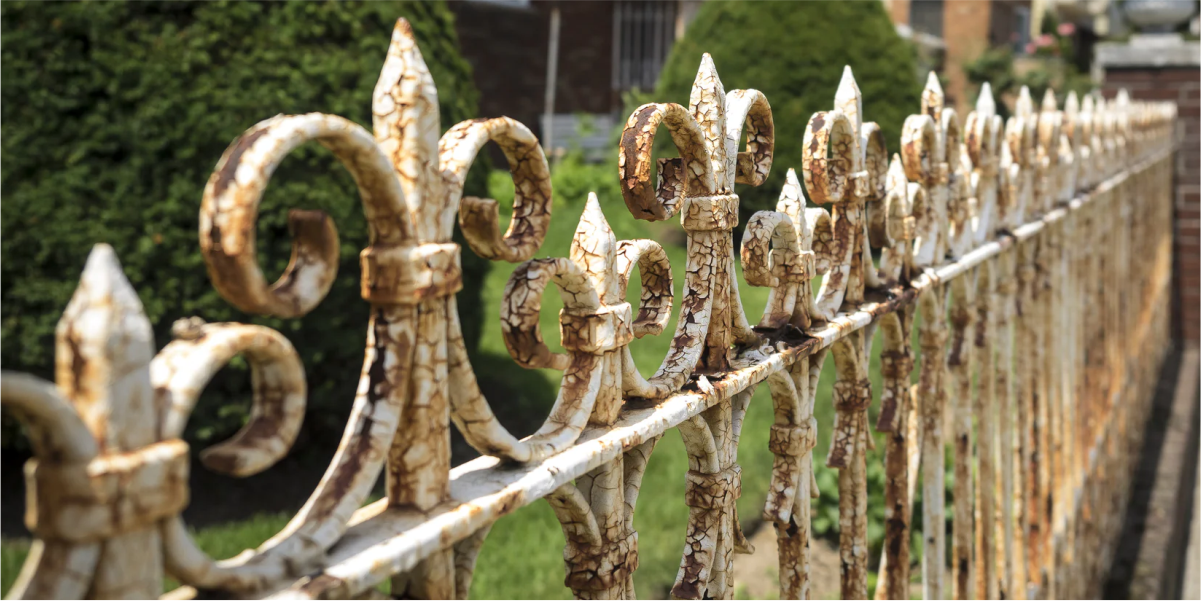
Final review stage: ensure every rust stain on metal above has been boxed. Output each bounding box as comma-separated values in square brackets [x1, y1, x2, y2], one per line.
[0, 18, 1179, 601]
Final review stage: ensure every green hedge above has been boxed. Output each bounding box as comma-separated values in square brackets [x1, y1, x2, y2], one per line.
[0, 1, 491, 450]
[655, 0, 922, 220]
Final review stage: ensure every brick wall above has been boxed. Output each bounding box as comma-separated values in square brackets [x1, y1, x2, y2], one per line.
[1103, 68, 1201, 341]
[942, 0, 992, 113]
[884, 0, 911, 26]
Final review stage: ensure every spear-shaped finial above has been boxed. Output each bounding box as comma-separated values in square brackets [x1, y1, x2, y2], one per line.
[691, 52, 728, 188]
[1016, 86, 1034, 117]
[835, 65, 863, 132]
[777, 167, 806, 222]
[1116, 88, 1130, 108]
[922, 71, 944, 118]
[59, 244, 156, 451]
[1064, 91, 1080, 140]
[1065, 91, 1079, 114]
[1041, 88, 1058, 112]
[977, 82, 996, 117]
[692, 52, 726, 109]
[374, 18, 442, 239]
[571, 192, 618, 303]
[887, 152, 907, 192]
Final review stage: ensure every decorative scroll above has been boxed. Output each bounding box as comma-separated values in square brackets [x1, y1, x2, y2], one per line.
[0, 15, 1180, 601]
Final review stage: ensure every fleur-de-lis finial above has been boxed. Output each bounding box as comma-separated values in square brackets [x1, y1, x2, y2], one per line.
[1041, 88, 1058, 113]
[874, 154, 919, 284]
[978, 81, 996, 116]
[692, 53, 731, 191]
[968, 82, 1002, 244]
[837, 66, 864, 142]
[1036, 88, 1062, 212]
[922, 71, 944, 118]
[374, 18, 443, 241]
[2, 245, 192, 599]
[572, 193, 619, 304]
[903, 71, 964, 601]
[804, 66, 884, 315]
[1016, 85, 1035, 118]
[802, 64, 891, 601]
[1062, 91, 1081, 195]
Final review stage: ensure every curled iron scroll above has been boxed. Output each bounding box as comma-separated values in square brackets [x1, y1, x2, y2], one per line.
[441, 117, 553, 262]
[152, 320, 306, 477]
[619, 102, 716, 221]
[724, 89, 775, 187]
[200, 113, 412, 318]
[801, 110, 856, 205]
[616, 239, 674, 339]
[448, 257, 607, 463]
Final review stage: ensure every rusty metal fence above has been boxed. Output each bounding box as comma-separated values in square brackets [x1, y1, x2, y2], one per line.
[0, 18, 1178, 600]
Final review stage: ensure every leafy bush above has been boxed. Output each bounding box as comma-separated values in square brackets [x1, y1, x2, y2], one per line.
[655, 0, 922, 219]
[965, 11, 1093, 117]
[0, 1, 492, 450]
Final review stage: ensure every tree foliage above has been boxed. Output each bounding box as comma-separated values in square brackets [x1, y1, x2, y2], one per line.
[655, 0, 922, 218]
[1, 1, 490, 449]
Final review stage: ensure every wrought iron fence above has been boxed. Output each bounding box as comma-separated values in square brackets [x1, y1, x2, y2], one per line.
[0, 17, 1178, 601]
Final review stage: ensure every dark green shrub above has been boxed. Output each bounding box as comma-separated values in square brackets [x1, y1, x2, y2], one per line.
[655, 0, 922, 219]
[1, 1, 491, 450]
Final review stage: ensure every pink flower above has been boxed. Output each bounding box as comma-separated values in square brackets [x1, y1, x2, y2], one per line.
[1058, 22, 1076, 36]
[1026, 41, 1037, 54]
[1037, 33, 1055, 46]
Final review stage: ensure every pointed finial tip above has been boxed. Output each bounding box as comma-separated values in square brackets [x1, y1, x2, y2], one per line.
[1042, 88, 1057, 108]
[85, 243, 118, 269]
[77, 242, 141, 306]
[925, 71, 942, 91]
[976, 82, 996, 114]
[782, 168, 804, 197]
[577, 192, 613, 239]
[395, 17, 414, 37]
[583, 191, 603, 214]
[694, 53, 721, 83]
[1016, 86, 1034, 115]
[836, 66, 860, 98]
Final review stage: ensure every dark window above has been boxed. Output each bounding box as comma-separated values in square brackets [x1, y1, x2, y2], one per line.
[991, 2, 1033, 54]
[909, 0, 944, 39]
[1013, 6, 1031, 53]
[612, 0, 678, 92]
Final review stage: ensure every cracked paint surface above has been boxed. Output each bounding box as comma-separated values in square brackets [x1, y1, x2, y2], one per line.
[0, 17, 1181, 601]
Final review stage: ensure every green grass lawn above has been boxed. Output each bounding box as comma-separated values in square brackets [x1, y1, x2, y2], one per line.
[2, 170, 917, 599]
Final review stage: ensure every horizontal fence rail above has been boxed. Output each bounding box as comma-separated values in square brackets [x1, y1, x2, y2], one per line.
[0, 17, 1179, 601]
